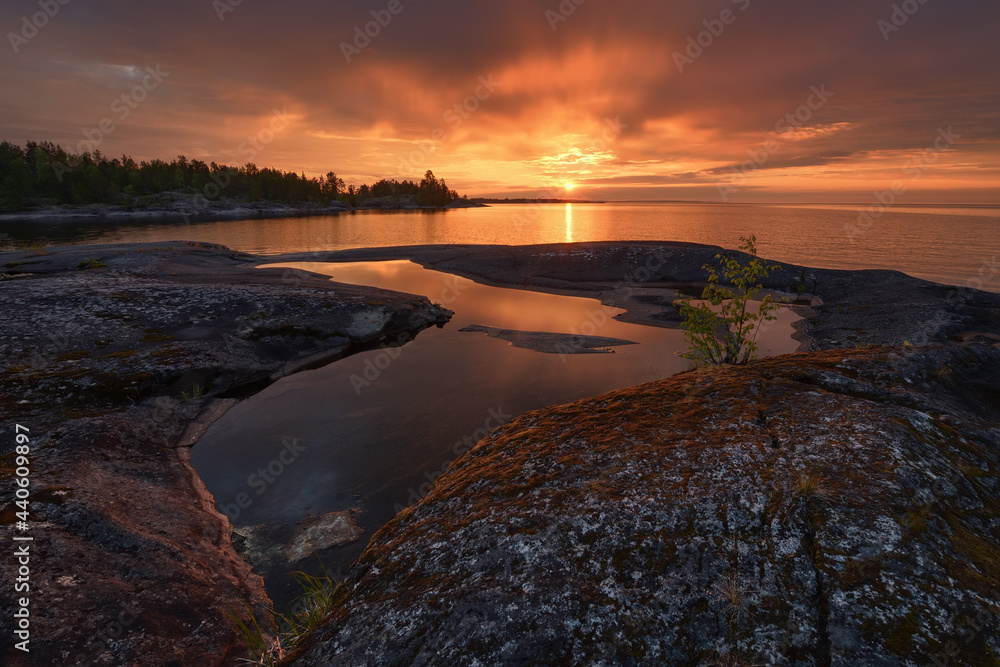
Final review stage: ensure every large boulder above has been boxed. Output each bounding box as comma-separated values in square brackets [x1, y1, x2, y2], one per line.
[295, 345, 1000, 665]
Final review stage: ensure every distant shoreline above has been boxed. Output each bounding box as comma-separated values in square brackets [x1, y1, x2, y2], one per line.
[5, 199, 996, 224]
[0, 196, 487, 224]
[471, 197, 605, 204]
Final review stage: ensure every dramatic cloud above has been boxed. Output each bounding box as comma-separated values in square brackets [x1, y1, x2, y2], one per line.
[2, 0, 997, 201]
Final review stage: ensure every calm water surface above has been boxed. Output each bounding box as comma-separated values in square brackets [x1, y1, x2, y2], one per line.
[190, 259, 800, 603]
[3, 202, 998, 291]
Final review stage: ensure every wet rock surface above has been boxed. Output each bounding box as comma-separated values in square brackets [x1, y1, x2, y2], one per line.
[0, 241, 452, 665]
[294, 345, 1000, 666]
[284, 511, 366, 564]
[231, 509, 365, 592]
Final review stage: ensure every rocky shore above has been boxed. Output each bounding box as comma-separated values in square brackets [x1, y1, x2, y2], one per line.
[273, 242, 1000, 664]
[274, 241, 1000, 349]
[1, 239, 998, 665]
[0, 241, 451, 665]
[293, 345, 1000, 665]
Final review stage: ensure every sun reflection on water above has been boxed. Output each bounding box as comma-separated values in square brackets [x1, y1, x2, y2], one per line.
[565, 203, 573, 242]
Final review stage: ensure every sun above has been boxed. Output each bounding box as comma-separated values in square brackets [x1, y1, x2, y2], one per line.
[563, 182, 576, 191]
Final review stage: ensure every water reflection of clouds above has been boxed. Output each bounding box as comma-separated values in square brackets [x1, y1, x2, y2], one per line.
[193, 259, 801, 592]
[267, 260, 647, 339]
[263, 259, 802, 356]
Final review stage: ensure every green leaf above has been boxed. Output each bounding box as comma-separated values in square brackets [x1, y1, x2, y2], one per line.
[674, 235, 784, 366]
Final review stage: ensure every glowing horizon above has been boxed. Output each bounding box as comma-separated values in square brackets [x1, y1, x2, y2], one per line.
[1, 0, 997, 203]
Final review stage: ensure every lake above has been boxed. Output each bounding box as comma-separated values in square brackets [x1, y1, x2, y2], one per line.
[2, 202, 998, 292]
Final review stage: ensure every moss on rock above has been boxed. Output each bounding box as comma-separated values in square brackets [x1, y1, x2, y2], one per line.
[295, 346, 1000, 666]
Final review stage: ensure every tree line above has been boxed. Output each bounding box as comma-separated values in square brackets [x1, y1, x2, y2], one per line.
[0, 140, 462, 211]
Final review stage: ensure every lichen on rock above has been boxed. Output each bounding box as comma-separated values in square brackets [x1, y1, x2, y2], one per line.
[294, 346, 1000, 666]
[0, 241, 453, 666]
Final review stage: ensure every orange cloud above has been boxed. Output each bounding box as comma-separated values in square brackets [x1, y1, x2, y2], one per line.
[1, 0, 997, 202]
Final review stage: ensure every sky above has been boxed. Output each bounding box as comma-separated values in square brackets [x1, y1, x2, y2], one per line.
[1, 0, 998, 202]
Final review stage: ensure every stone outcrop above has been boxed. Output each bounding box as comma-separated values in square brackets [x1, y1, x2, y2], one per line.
[3, 240, 998, 664]
[0, 242, 452, 665]
[294, 345, 1000, 665]
[284, 242, 1000, 352]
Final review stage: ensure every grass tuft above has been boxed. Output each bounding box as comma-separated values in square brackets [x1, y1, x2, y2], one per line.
[227, 600, 282, 666]
[714, 573, 753, 625]
[180, 384, 206, 402]
[229, 565, 342, 666]
[795, 471, 835, 502]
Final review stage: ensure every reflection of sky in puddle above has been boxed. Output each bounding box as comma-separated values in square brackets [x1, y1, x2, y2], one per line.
[190, 260, 801, 598]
